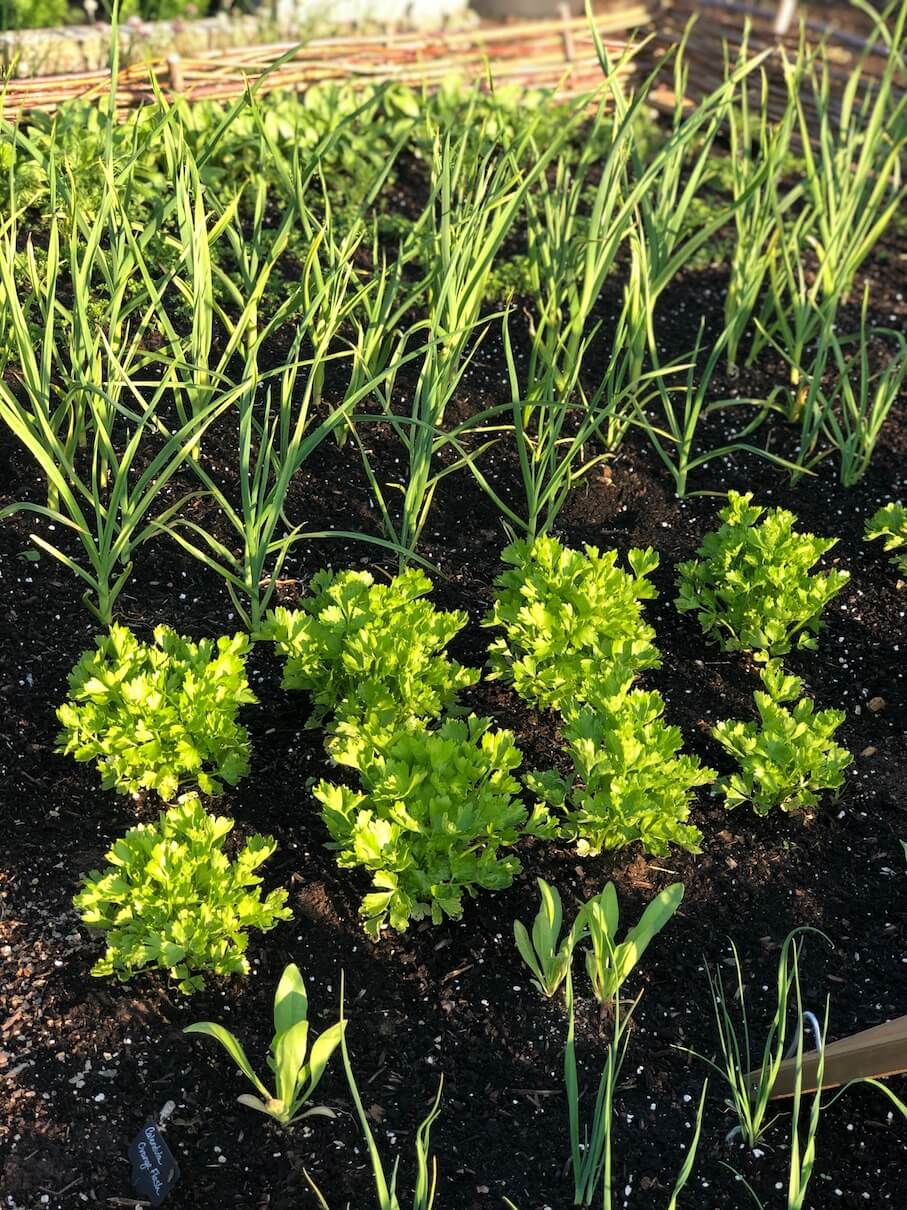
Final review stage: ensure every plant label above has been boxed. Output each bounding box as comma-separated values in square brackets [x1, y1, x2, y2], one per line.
[127, 1121, 180, 1206]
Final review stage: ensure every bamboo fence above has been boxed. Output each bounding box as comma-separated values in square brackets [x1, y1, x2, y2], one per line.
[0, 0, 902, 126]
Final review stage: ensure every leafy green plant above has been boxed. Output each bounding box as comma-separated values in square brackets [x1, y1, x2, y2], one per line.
[675, 491, 850, 659]
[711, 662, 851, 813]
[73, 796, 291, 993]
[260, 568, 479, 736]
[56, 624, 256, 801]
[484, 536, 660, 713]
[185, 963, 345, 1127]
[0, 0, 68, 30]
[314, 716, 553, 939]
[526, 690, 713, 857]
[513, 878, 587, 999]
[865, 501, 907, 577]
[581, 882, 684, 1007]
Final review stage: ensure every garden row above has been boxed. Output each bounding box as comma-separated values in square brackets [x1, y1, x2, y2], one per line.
[1, 5, 906, 1205]
[1, 6, 906, 634]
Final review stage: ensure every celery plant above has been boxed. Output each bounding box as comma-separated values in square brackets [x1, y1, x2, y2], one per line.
[865, 501, 907, 576]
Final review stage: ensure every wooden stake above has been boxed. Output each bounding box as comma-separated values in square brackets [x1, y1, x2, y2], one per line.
[757, 1014, 907, 1099]
[558, 2, 576, 63]
[167, 53, 183, 94]
[773, 0, 799, 36]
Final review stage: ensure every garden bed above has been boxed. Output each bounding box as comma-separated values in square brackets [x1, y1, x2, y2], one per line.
[1, 13, 906, 1209]
[3, 273, 906, 1210]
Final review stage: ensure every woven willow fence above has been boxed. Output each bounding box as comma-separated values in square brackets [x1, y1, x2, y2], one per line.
[0, 1, 901, 128]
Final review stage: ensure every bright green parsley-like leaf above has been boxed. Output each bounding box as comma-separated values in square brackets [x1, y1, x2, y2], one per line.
[675, 491, 850, 660]
[259, 568, 479, 736]
[711, 661, 852, 814]
[73, 796, 291, 994]
[526, 689, 713, 857]
[483, 536, 661, 712]
[865, 501, 907, 577]
[56, 624, 256, 800]
[314, 716, 553, 939]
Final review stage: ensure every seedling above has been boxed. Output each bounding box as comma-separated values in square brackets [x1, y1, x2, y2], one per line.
[513, 878, 587, 999]
[185, 963, 344, 1126]
[581, 881, 685, 1007]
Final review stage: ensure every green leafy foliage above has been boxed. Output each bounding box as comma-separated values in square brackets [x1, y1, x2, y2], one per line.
[711, 662, 851, 814]
[525, 690, 713, 857]
[0, 0, 216, 28]
[73, 796, 291, 993]
[581, 882, 684, 1006]
[56, 624, 256, 801]
[314, 716, 553, 939]
[865, 501, 907, 577]
[185, 963, 345, 1126]
[513, 878, 587, 999]
[484, 536, 661, 713]
[260, 569, 479, 737]
[0, 0, 68, 30]
[118, 0, 216, 18]
[676, 492, 850, 660]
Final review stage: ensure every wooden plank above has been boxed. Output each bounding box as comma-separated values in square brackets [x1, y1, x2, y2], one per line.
[756, 1015, 907, 1099]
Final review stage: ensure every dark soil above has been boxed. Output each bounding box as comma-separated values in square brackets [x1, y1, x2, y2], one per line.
[2, 172, 907, 1210]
